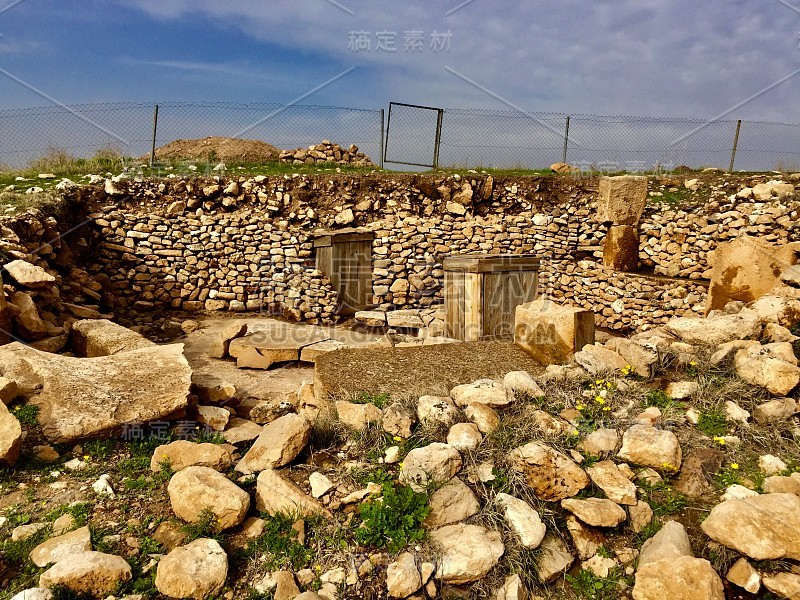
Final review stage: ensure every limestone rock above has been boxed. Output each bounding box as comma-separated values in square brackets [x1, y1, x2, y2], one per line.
[701, 493, 800, 560]
[0, 342, 191, 442]
[762, 572, 800, 599]
[533, 534, 574, 583]
[382, 403, 415, 438]
[586, 460, 637, 505]
[222, 417, 264, 444]
[726, 558, 761, 594]
[566, 515, 605, 560]
[0, 401, 22, 466]
[207, 320, 247, 358]
[192, 373, 236, 404]
[30, 526, 92, 568]
[386, 552, 422, 598]
[633, 555, 724, 600]
[734, 343, 800, 396]
[603, 225, 639, 271]
[618, 425, 682, 472]
[606, 337, 658, 378]
[754, 398, 797, 423]
[574, 344, 628, 374]
[672, 448, 724, 499]
[509, 442, 589, 501]
[493, 574, 529, 600]
[255, 469, 330, 518]
[502, 371, 544, 399]
[309, 472, 334, 498]
[336, 401, 383, 430]
[3, 259, 56, 288]
[706, 236, 800, 312]
[38, 551, 131, 596]
[355, 311, 387, 327]
[665, 312, 761, 345]
[168, 466, 250, 530]
[628, 500, 654, 534]
[514, 297, 595, 365]
[11, 292, 47, 339]
[578, 428, 619, 456]
[9, 588, 53, 600]
[155, 538, 228, 600]
[235, 413, 311, 474]
[0, 376, 19, 404]
[150, 440, 234, 472]
[561, 498, 627, 527]
[464, 402, 500, 434]
[496, 493, 547, 549]
[665, 381, 699, 400]
[749, 295, 800, 328]
[399, 443, 462, 492]
[450, 379, 510, 408]
[597, 175, 648, 225]
[416, 395, 460, 426]
[69, 319, 154, 357]
[431, 524, 504, 584]
[446, 422, 482, 451]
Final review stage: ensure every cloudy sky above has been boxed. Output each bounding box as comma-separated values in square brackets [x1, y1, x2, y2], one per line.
[2, 1, 800, 169]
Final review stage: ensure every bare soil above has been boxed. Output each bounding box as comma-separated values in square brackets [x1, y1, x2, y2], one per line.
[149, 136, 281, 163]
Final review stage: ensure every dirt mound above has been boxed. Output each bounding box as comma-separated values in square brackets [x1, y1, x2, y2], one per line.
[151, 136, 281, 163]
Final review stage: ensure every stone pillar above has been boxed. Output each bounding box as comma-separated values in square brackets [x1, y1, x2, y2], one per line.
[603, 225, 639, 272]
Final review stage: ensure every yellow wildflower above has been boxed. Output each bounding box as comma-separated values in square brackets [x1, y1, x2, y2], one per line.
[713, 436, 726, 446]
[730, 463, 739, 470]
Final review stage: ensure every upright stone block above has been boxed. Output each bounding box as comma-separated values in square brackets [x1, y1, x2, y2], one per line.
[603, 225, 639, 272]
[514, 297, 595, 365]
[597, 175, 648, 225]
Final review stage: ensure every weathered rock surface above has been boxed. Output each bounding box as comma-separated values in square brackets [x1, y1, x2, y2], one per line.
[446, 422, 482, 451]
[0, 401, 22, 466]
[618, 425, 682, 472]
[514, 297, 595, 365]
[561, 498, 627, 527]
[4, 259, 56, 288]
[39, 551, 131, 596]
[423, 477, 480, 529]
[603, 224, 640, 272]
[734, 342, 800, 396]
[665, 312, 762, 345]
[155, 538, 228, 600]
[150, 440, 234, 472]
[386, 552, 422, 598]
[701, 493, 800, 560]
[416, 395, 460, 426]
[574, 344, 628, 374]
[235, 413, 311, 474]
[509, 442, 589, 501]
[633, 555, 725, 600]
[69, 319, 155, 357]
[762, 572, 800, 599]
[0, 342, 191, 442]
[399, 443, 462, 492]
[586, 460, 637, 505]
[30, 526, 92, 568]
[534, 534, 574, 583]
[168, 466, 250, 530]
[496, 493, 547, 549]
[450, 379, 510, 408]
[255, 469, 330, 518]
[597, 175, 648, 225]
[431, 524, 504, 584]
[335, 401, 383, 430]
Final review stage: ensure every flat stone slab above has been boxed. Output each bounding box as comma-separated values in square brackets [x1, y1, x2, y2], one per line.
[3, 259, 56, 288]
[300, 340, 348, 363]
[228, 322, 331, 369]
[314, 341, 542, 401]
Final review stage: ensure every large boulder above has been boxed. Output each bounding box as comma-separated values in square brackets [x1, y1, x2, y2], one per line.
[509, 442, 589, 501]
[399, 443, 463, 492]
[706, 235, 800, 312]
[495, 493, 547, 549]
[618, 425, 682, 472]
[514, 297, 595, 365]
[734, 342, 800, 396]
[155, 538, 228, 600]
[3, 259, 56, 288]
[167, 466, 250, 530]
[596, 175, 648, 225]
[423, 477, 481, 529]
[0, 401, 22, 466]
[701, 493, 800, 560]
[30, 527, 92, 568]
[431, 524, 504, 584]
[150, 440, 234, 472]
[70, 319, 155, 357]
[0, 342, 191, 442]
[39, 551, 131, 596]
[235, 413, 311, 474]
[665, 311, 762, 346]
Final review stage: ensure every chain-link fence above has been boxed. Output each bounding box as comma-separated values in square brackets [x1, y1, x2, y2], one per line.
[0, 101, 384, 170]
[3, 100, 800, 172]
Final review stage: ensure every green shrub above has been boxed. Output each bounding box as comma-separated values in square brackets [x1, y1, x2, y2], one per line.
[354, 481, 430, 553]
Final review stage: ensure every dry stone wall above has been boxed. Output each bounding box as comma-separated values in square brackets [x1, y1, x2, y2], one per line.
[4, 171, 798, 335]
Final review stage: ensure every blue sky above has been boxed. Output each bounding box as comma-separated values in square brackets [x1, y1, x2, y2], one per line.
[3, 1, 800, 170]
[1, 0, 799, 119]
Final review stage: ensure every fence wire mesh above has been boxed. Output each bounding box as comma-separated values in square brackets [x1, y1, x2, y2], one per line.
[0, 101, 384, 170]
[3, 100, 800, 172]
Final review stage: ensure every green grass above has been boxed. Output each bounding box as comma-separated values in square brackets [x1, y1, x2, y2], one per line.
[644, 389, 683, 411]
[352, 392, 392, 410]
[640, 481, 688, 517]
[697, 409, 728, 437]
[44, 502, 92, 527]
[234, 513, 313, 571]
[566, 567, 629, 600]
[354, 480, 430, 554]
[12, 404, 40, 426]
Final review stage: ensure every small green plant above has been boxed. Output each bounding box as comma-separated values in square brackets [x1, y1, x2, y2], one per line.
[640, 481, 688, 517]
[685, 360, 700, 377]
[486, 466, 510, 491]
[13, 404, 39, 426]
[697, 409, 728, 437]
[350, 466, 394, 487]
[180, 507, 221, 543]
[123, 457, 172, 491]
[566, 567, 627, 600]
[354, 480, 430, 553]
[44, 502, 92, 527]
[645, 389, 682, 410]
[715, 464, 741, 489]
[235, 513, 313, 571]
[353, 392, 391, 410]
[194, 429, 226, 444]
[84, 439, 115, 460]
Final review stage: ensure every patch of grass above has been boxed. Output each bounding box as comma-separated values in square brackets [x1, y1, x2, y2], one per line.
[354, 480, 430, 554]
[350, 466, 394, 487]
[12, 404, 40, 426]
[123, 457, 173, 491]
[180, 507, 222, 543]
[194, 429, 226, 444]
[566, 567, 628, 600]
[640, 481, 688, 517]
[697, 409, 728, 437]
[84, 439, 116, 460]
[352, 392, 392, 410]
[44, 502, 92, 527]
[50, 586, 96, 600]
[633, 520, 663, 547]
[234, 513, 313, 571]
[644, 389, 683, 411]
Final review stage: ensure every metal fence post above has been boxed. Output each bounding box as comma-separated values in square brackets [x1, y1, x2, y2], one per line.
[379, 108, 385, 169]
[433, 108, 444, 169]
[563, 116, 571, 164]
[729, 119, 742, 172]
[149, 104, 159, 168]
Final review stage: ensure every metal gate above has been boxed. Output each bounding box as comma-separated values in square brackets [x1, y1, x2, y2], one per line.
[383, 102, 444, 168]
